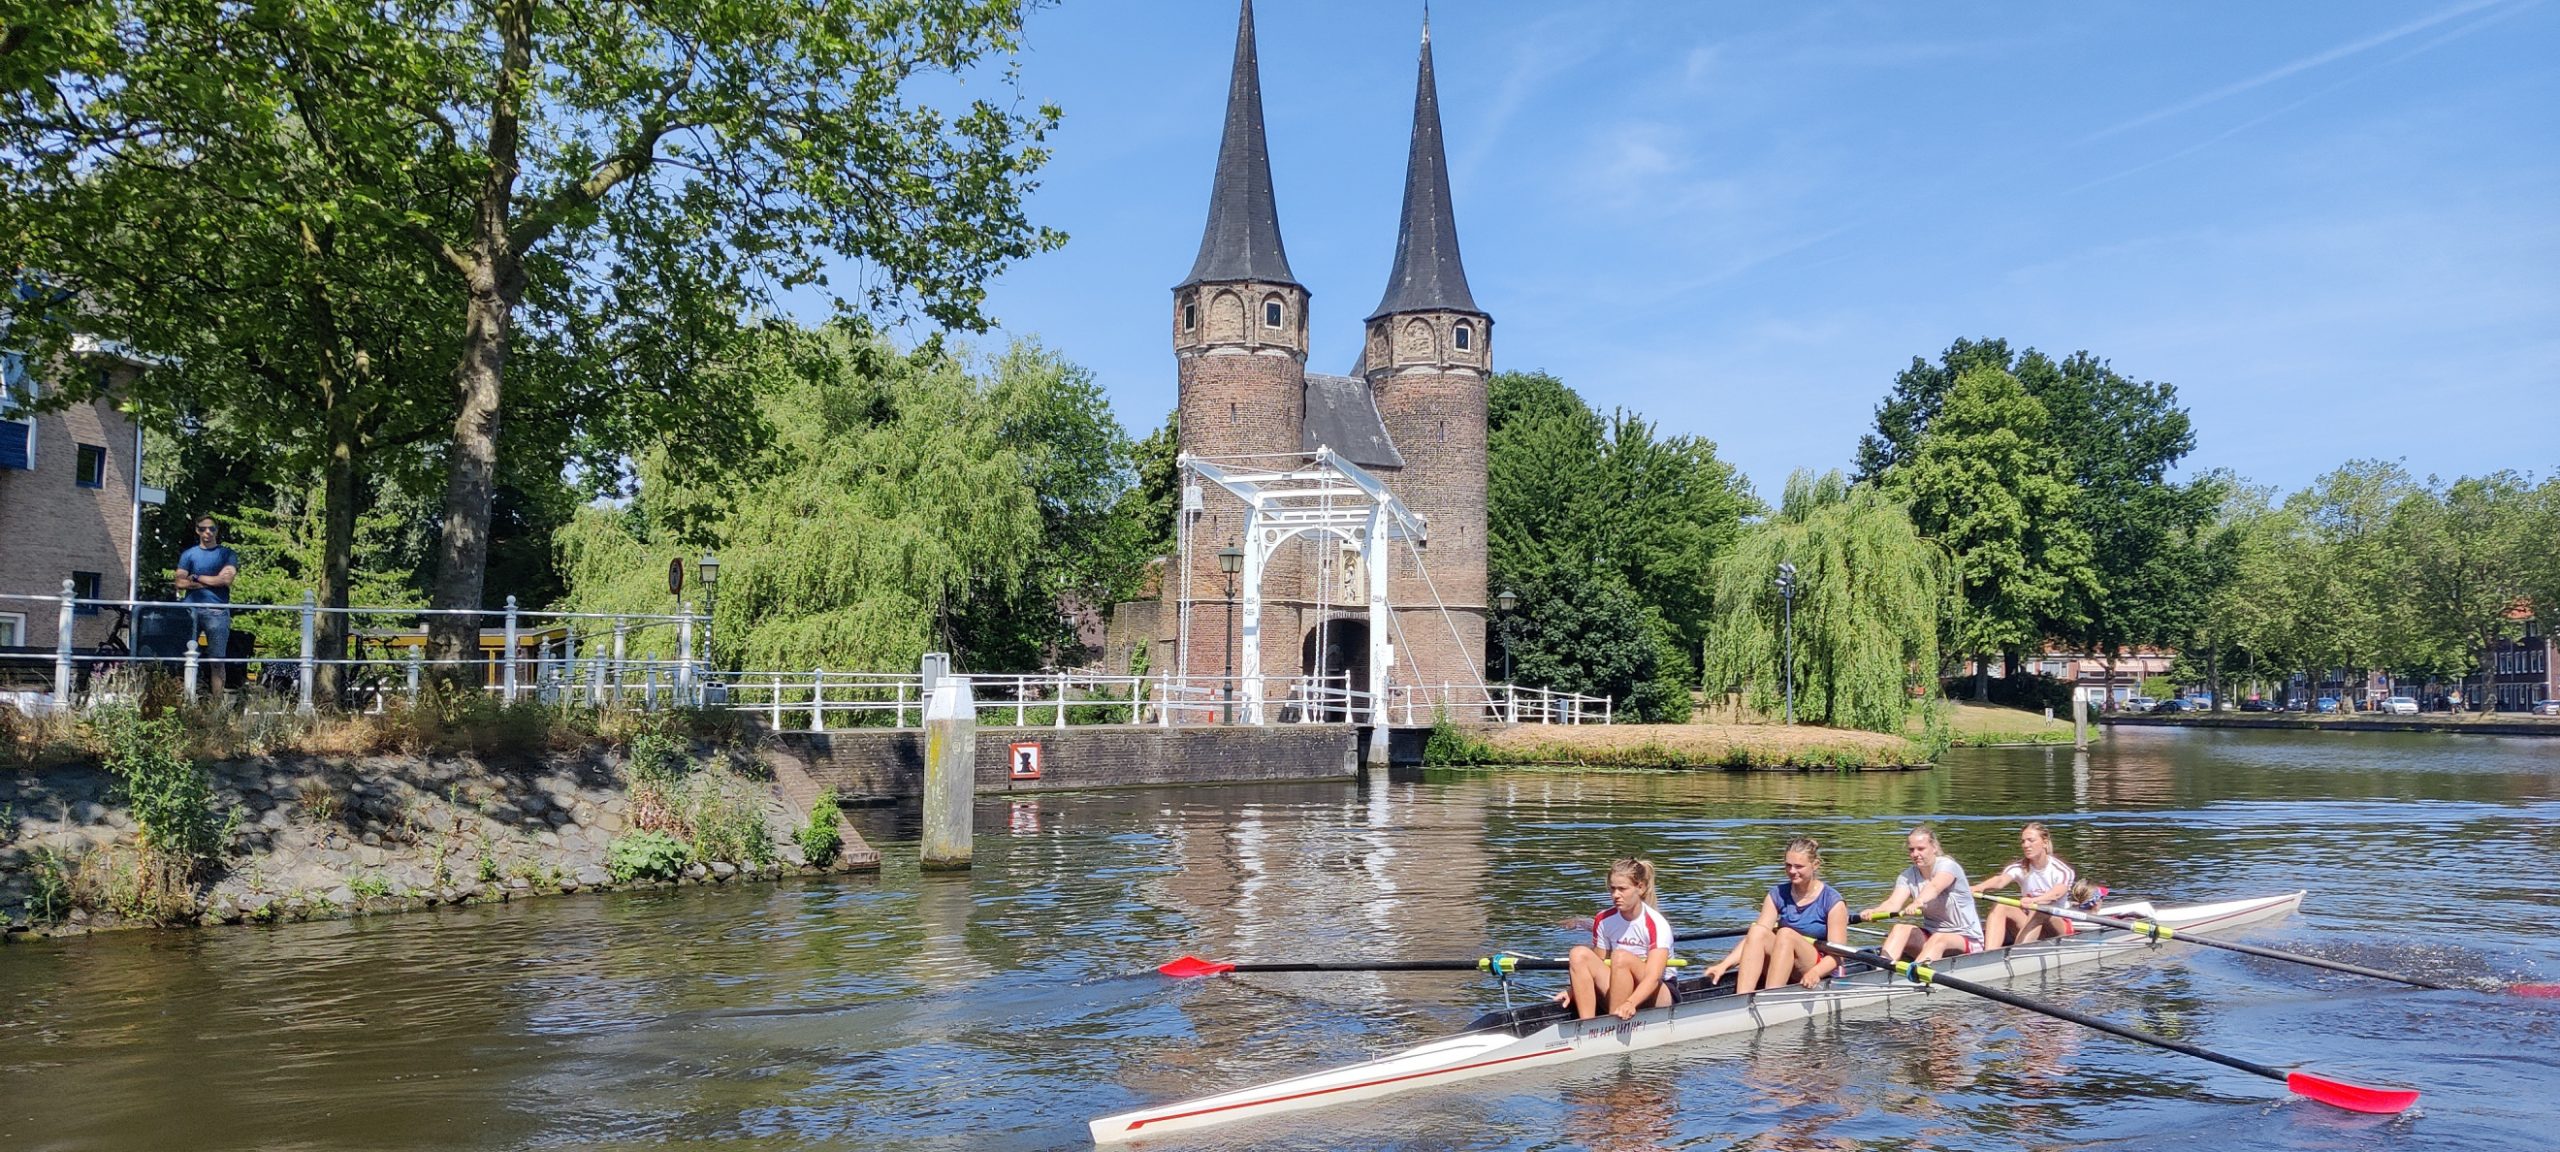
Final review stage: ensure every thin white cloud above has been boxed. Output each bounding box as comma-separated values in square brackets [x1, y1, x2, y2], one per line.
[2082, 0, 2518, 143]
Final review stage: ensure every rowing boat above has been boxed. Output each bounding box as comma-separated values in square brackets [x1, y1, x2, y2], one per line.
[1089, 890, 2304, 1143]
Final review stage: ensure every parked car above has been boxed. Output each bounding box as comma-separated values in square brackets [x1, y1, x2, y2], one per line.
[2151, 698, 2195, 714]
[2535, 699, 2560, 717]
[2123, 696, 2158, 713]
[2238, 697, 2274, 713]
[2185, 696, 2215, 711]
[2381, 696, 2419, 716]
[2315, 696, 2341, 713]
[2284, 698, 2309, 712]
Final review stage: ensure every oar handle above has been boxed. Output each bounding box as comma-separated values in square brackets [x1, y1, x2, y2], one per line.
[1985, 895, 2459, 992]
[1812, 941, 2289, 1084]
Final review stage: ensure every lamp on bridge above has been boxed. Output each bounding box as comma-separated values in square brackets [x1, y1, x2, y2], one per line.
[1218, 547, 1243, 724]
[1494, 587, 1519, 684]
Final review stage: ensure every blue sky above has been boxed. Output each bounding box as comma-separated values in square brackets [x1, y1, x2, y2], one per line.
[854, 1, 2558, 501]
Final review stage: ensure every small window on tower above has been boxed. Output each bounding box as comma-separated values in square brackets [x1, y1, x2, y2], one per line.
[1229, 402, 1238, 425]
[1183, 302, 1198, 331]
[1453, 323, 1472, 351]
[1264, 300, 1284, 328]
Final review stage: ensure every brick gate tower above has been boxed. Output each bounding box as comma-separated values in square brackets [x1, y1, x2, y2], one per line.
[1166, 0, 1308, 691]
[1150, 3, 1492, 715]
[1363, 19, 1491, 703]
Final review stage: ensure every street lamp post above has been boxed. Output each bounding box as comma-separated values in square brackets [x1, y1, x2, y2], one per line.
[1218, 546, 1243, 724]
[1775, 562, 1797, 725]
[696, 552, 720, 677]
[1494, 587, 1519, 683]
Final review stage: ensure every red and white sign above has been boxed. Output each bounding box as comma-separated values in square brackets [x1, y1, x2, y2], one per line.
[1008, 741, 1043, 780]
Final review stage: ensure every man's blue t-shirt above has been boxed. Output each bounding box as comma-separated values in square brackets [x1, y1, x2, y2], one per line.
[177, 545, 239, 605]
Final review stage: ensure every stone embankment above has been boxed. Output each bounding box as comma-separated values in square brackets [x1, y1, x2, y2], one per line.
[1, 745, 877, 937]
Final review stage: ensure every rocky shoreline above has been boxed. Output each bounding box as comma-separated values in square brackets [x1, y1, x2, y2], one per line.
[1, 745, 874, 938]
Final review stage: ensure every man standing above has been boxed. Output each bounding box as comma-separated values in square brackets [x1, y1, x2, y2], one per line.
[173, 516, 240, 674]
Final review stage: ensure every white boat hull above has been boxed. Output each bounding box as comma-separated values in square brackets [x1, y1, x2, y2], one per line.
[1089, 891, 2304, 1143]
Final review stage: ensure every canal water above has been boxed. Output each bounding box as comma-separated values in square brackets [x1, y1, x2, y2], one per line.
[3, 727, 2556, 1151]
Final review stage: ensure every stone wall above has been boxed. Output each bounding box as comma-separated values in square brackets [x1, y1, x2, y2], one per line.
[767, 723, 1360, 798]
[0, 744, 877, 937]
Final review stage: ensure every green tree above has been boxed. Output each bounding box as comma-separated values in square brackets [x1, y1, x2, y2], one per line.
[2390, 471, 2538, 706]
[559, 325, 1138, 675]
[1701, 472, 1943, 733]
[2278, 460, 2421, 701]
[4, 0, 1063, 678]
[1884, 366, 2096, 698]
[1484, 371, 1754, 718]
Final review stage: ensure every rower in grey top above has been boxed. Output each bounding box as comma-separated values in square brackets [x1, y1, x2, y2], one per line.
[1861, 825, 1986, 966]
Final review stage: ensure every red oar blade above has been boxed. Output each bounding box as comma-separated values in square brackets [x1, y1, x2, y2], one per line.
[2285, 1070, 2421, 1115]
[2505, 983, 2560, 998]
[1157, 955, 1236, 978]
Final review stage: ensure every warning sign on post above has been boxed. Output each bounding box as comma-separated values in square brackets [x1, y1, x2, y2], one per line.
[1008, 741, 1043, 780]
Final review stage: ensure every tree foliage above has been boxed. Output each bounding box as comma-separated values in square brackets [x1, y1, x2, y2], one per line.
[1484, 371, 1756, 720]
[557, 325, 1140, 674]
[1882, 366, 2095, 691]
[4, 0, 1064, 675]
[1701, 472, 1942, 733]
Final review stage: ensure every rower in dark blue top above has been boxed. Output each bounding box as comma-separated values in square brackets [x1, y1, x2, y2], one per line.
[1702, 837, 1852, 992]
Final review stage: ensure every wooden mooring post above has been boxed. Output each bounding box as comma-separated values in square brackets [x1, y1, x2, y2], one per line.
[921, 673, 976, 870]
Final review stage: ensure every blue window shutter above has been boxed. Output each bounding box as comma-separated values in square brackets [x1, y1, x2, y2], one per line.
[0, 419, 28, 471]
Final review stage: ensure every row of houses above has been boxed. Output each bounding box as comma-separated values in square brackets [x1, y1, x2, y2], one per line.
[1965, 617, 2559, 714]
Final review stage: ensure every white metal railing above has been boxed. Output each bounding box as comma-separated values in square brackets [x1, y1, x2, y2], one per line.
[3, 585, 1615, 728]
[1, 584, 702, 715]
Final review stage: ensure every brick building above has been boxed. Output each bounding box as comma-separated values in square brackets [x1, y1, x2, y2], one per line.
[1151, 2, 1492, 709]
[2475, 607, 2555, 712]
[0, 342, 149, 651]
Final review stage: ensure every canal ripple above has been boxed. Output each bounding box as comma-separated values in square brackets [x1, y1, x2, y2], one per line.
[2, 725, 2556, 1150]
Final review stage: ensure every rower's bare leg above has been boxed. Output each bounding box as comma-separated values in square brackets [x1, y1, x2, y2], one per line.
[2011, 911, 2052, 945]
[1736, 923, 1775, 991]
[1566, 945, 1606, 1020]
[1982, 906, 2018, 950]
[1786, 930, 1824, 984]
[1608, 955, 1637, 1013]
[1764, 928, 1802, 988]
[1914, 931, 1970, 965]
[1880, 922, 1919, 961]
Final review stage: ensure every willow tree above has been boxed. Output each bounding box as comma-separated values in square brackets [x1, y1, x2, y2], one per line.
[1701, 472, 1943, 734]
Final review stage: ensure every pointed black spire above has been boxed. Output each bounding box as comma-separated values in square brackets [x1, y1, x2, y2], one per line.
[1369, 17, 1477, 320]
[1181, 0, 1296, 288]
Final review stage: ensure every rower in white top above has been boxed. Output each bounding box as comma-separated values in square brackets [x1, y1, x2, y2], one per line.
[1860, 825, 1984, 964]
[1971, 821, 2080, 949]
[1556, 857, 1677, 1022]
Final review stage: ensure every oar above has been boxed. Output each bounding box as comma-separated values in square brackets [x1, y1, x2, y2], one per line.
[1675, 908, 1906, 945]
[1158, 954, 1691, 978]
[1987, 894, 2560, 997]
[1813, 941, 2420, 1114]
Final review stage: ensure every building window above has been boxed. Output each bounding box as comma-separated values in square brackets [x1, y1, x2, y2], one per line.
[1264, 300, 1283, 328]
[1183, 302, 1198, 331]
[1453, 322, 1472, 351]
[0, 612, 24, 647]
[75, 443, 107, 488]
[71, 571, 103, 615]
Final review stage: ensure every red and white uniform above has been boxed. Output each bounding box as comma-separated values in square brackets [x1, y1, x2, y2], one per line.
[1591, 903, 1677, 960]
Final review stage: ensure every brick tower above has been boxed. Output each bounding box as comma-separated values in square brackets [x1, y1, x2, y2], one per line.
[1166, 0, 1309, 691]
[1363, 19, 1491, 706]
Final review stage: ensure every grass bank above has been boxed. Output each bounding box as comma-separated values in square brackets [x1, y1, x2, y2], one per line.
[1431, 720, 1929, 770]
[1925, 700, 2085, 747]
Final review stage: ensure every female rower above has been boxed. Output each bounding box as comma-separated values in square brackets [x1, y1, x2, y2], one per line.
[1860, 825, 1983, 964]
[1555, 857, 1677, 1021]
[1970, 822, 2079, 949]
[1701, 837, 1850, 992]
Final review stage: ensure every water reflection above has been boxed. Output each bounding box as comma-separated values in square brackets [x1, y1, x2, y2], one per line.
[1, 728, 2555, 1151]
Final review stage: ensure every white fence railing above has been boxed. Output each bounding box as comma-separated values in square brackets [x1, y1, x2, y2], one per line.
[3, 586, 1613, 727]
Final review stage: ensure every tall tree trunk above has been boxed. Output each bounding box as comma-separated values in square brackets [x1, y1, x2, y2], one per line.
[429, 285, 510, 680]
[317, 399, 359, 706]
[428, 0, 530, 685]
[1972, 655, 1988, 701]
